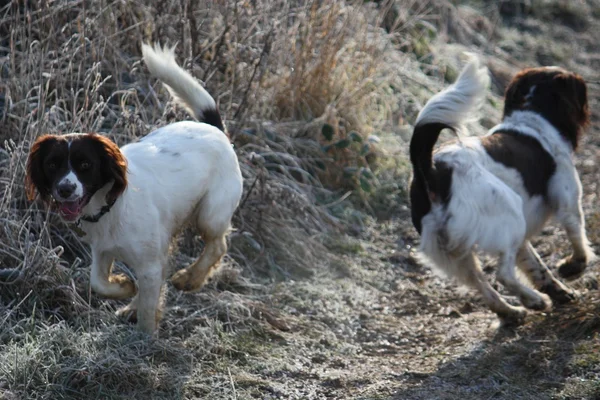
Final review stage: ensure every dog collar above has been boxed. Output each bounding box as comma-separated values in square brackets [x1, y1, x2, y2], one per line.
[80, 198, 117, 223]
[69, 199, 117, 237]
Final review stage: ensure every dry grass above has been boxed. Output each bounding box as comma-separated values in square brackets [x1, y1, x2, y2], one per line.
[1, 0, 600, 398]
[0, 0, 421, 398]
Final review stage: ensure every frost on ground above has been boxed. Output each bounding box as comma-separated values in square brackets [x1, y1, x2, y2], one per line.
[1, 1, 599, 399]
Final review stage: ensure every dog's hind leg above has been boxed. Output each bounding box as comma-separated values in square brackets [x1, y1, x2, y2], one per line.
[517, 242, 577, 304]
[556, 204, 595, 279]
[496, 247, 551, 311]
[171, 234, 227, 292]
[171, 181, 239, 292]
[458, 252, 527, 325]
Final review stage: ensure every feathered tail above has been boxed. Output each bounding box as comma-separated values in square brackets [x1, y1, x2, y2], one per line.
[141, 43, 225, 132]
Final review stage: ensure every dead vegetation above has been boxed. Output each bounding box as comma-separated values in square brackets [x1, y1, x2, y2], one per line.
[1, 0, 600, 399]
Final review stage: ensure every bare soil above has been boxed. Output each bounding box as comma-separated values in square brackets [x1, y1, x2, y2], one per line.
[1, 1, 600, 399]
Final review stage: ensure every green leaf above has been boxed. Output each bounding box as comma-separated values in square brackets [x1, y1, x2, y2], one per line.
[360, 143, 370, 156]
[359, 176, 372, 192]
[349, 131, 363, 143]
[335, 138, 351, 149]
[321, 144, 333, 153]
[343, 166, 358, 177]
[321, 124, 334, 141]
[360, 168, 374, 179]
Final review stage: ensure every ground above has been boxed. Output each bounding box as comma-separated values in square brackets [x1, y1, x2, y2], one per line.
[1, 1, 600, 399]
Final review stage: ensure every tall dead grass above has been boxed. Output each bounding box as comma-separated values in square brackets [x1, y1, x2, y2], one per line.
[0, 0, 433, 397]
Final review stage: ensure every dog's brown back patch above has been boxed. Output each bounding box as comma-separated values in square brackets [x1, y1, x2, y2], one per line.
[481, 130, 556, 200]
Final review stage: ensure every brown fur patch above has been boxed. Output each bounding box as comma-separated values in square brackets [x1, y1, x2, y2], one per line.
[108, 274, 137, 299]
[25, 135, 61, 203]
[503, 67, 589, 149]
[481, 130, 556, 200]
[25, 133, 128, 207]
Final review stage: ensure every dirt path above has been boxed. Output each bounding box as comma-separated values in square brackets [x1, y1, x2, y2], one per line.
[210, 85, 600, 400]
[213, 204, 599, 398]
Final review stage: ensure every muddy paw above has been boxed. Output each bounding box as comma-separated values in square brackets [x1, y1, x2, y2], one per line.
[115, 306, 137, 324]
[171, 268, 210, 292]
[557, 256, 587, 280]
[540, 283, 579, 305]
[108, 274, 137, 299]
[497, 307, 527, 327]
[171, 269, 196, 291]
[521, 292, 551, 311]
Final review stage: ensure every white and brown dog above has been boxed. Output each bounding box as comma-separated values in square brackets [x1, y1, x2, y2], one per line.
[25, 43, 243, 334]
[409, 57, 594, 324]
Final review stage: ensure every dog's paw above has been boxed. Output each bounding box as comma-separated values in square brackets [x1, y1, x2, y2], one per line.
[171, 269, 197, 291]
[557, 256, 587, 280]
[521, 292, 552, 311]
[107, 273, 137, 299]
[497, 307, 527, 327]
[171, 268, 210, 292]
[116, 306, 137, 324]
[540, 282, 579, 305]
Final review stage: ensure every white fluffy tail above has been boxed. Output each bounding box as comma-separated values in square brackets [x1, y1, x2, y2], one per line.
[415, 54, 490, 133]
[141, 43, 225, 132]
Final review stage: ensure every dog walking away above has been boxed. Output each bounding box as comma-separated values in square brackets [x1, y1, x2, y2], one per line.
[409, 56, 594, 325]
[25, 43, 243, 335]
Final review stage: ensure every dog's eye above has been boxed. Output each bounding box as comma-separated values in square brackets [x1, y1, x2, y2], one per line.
[47, 162, 57, 170]
[79, 161, 91, 171]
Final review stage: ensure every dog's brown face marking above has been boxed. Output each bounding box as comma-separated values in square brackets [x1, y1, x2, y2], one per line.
[503, 67, 590, 150]
[25, 133, 128, 220]
[481, 130, 556, 200]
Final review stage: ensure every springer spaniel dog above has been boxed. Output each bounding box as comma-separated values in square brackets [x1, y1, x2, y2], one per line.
[25, 43, 243, 334]
[410, 57, 594, 325]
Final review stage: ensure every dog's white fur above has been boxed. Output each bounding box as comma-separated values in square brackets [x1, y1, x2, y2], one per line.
[415, 55, 490, 133]
[80, 44, 243, 334]
[141, 43, 216, 121]
[414, 58, 594, 321]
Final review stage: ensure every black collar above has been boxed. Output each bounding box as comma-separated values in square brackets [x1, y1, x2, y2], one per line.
[80, 198, 117, 223]
[67, 198, 116, 238]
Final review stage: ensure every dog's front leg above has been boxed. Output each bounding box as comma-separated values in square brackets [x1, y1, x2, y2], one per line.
[90, 249, 137, 300]
[135, 261, 165, 335]
[557, 204, 596, 279]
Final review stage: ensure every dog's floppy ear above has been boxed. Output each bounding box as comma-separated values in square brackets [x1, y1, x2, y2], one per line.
[552, 72, 590, 147]
[503, 70, 531, 117]
[25, 135, 57, 203]
[561, 73, 590, 128]
[89, 134, 128, 203]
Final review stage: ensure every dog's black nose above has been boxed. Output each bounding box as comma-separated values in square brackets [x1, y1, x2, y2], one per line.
[57, 183, 76, 198]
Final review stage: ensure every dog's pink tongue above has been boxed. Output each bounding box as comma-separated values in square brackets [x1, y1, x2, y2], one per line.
[59, 201, 81, 218]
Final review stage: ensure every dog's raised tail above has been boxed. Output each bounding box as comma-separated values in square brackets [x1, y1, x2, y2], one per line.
[410, 55, 490, 204]
[141, 43, 225, 132]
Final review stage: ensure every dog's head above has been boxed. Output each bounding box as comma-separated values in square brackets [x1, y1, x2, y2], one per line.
[503, 67, 589, 149]
[25, 133, 128, 222]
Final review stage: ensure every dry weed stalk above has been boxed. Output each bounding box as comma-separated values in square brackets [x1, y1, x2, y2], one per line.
[0, 0, 411, 333]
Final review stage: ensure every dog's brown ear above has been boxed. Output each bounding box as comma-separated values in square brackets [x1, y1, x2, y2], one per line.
[503, 70, 531, 117]
[570, 74, 590, 128]
[90, 134, 128, 203]
[553, 72, 590, 145]
[25, 135, 57, 203]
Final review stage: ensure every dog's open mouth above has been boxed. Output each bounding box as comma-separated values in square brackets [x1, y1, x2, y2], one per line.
[55, 197, 90, 222]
